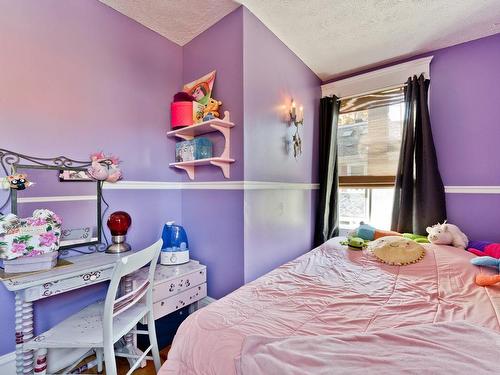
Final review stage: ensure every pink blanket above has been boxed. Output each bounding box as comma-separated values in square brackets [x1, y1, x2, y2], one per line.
[160, 238, 500, 375]
[236, 322, 500, 375]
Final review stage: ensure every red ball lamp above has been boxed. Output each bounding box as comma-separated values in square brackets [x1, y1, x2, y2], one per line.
[106, 211, 132, 253]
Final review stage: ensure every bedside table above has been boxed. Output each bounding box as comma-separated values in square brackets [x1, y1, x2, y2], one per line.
[129, 259, 207, 323]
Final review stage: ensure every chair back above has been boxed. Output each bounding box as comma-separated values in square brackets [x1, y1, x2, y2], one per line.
[103, 239, 162, 322]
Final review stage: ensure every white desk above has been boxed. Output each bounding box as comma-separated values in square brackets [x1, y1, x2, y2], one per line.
[1, 252, 207, 375]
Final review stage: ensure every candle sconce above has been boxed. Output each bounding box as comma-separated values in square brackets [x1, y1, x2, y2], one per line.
[288, 99, 304, 158]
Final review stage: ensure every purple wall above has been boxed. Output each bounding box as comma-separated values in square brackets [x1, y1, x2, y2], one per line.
[429, 33, 500, 242]
[242, 9, 321, 282]
[180, 8, 245, 298]
[182, 7, 244, 182]
[0, 0, 183, 355]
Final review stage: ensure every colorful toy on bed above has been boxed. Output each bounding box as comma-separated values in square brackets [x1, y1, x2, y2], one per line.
[349, 222, 402, 241]
[426, 221, 468, 249]
[341, 237, 369, 250]
[467, 241, 500, 258]
[470, 256, 500, 286]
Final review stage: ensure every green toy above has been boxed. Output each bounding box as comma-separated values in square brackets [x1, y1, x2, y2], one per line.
[402, 233, 430, 243]
[341, 237, 368, 250]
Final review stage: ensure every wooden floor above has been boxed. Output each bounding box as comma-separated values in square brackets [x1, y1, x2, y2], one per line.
[77, 346, 170, 374]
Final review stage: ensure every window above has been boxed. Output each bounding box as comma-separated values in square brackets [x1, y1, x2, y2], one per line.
[338, 87, 405, 230]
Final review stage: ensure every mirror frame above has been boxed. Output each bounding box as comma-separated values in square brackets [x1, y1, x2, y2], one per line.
[0, 149, 108, 255]
[10, 164, 103, 250]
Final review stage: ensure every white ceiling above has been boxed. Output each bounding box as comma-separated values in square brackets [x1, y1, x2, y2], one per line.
[98, 0, 240, 46]
[99, 0, 500, 81]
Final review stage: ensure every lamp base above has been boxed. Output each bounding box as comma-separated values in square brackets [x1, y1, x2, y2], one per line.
[106, 235, 131, 254]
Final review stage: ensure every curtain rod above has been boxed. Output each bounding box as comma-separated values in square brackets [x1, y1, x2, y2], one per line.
[336, 83, 407, 102]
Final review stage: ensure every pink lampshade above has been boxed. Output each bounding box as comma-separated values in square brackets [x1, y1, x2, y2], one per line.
[107, 211, 132, 236]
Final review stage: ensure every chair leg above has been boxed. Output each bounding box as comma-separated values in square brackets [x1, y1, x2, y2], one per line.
[95, 348, 104, 373]
[103, 342, 118, 375]
[147, 311, 161, 371]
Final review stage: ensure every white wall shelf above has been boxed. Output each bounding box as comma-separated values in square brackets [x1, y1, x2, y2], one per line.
[167, 111, 235, 180]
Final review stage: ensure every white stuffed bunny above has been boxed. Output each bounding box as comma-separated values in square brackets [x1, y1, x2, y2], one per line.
[426, 221, 468, 249]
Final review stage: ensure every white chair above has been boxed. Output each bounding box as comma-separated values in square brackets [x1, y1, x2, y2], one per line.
[25, 239, 162, 375]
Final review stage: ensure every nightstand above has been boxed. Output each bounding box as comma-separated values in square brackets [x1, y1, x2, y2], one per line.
[130, 259, 207, 323]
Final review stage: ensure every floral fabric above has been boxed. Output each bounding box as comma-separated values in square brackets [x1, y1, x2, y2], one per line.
[0, 209, 62, 260]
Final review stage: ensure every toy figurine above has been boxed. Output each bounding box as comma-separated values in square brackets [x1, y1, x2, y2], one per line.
[6, 173, 33, 190]
[203, 98, 222, 121]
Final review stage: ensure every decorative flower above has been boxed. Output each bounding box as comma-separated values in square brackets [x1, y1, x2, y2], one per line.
[12, 242, 26, 254]
[39, 231, 58, 247]
[27, 217, 47, 226]
[27, 249, 43, 257]
[51, 214, 62, 226]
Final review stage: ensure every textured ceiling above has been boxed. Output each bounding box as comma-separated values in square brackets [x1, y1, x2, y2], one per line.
[239, 0, 500, 80]
[98, 0, 240, 46]
[98, 0, 500, 80]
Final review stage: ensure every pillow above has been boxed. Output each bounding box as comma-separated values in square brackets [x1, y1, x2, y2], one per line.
[367, 236, 425, 266]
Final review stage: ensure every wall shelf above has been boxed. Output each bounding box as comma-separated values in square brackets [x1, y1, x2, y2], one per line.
[169, 157, 235, 180]
[167, 111, 235, 180]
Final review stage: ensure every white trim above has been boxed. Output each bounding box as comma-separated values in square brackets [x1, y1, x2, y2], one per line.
[321, 56, 433, 98]
[103, 180, 319, 191]
[445, 186, 500, 194]
[17, 195, 98, 203]
[0, 351, 15, 375]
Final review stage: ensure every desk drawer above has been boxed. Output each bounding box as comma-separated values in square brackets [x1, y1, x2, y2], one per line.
[24, 267, 114, 302]
[152, 268, 206, 302]
[148, 283, 207, 322]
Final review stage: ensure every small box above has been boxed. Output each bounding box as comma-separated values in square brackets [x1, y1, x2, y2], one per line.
[175, 138, 213, 162]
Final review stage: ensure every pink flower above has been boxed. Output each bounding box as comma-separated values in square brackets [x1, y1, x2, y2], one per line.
[39, 231, 57, 247]
[52, 214, 62, 225]
[26, 249, 44, 257]
[12, 242, 26, 254]
[27, 217, 46, 226]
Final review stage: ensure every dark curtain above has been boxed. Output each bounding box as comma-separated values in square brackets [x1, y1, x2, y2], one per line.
[391, 74, 446, 235]
[314, 96, 340, 246]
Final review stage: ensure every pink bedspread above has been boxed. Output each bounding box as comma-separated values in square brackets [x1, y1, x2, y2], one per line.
[236, 322, 500, 375]
[160, 237, 500, 375]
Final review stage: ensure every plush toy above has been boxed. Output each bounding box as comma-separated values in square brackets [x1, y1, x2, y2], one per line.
[86, 152, 122, 183]
[470, 257, 500, 286]
[426, 221, 468, 248]
[203, 98, 222, 120]
[341, 237, 368, 250]
[349, 222, 402, 241]
[467, 241, 500, 258]
[5, 174, 33, 190]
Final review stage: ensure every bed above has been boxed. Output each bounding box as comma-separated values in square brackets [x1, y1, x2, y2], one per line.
[160, 237, 500, 374]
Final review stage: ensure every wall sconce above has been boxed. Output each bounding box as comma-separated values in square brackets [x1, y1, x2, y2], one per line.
[289, 99, 303, 158]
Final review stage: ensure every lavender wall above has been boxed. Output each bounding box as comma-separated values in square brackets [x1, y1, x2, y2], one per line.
[242, 9, 321, 282]
[0, 0, 183, 355]
[181, 8, 245, 298]
[429, 33, 500, 242]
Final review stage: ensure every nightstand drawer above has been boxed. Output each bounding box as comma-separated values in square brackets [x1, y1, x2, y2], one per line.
[149, 283, 207, 322]
[152, 268, 206, 302]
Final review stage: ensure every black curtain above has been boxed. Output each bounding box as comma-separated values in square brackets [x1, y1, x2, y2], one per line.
[314, 96, 340, 246]
[391, 74, 446, 235]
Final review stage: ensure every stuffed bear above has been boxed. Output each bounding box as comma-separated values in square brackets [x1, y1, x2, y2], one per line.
[426, 222, 468, 249]
[203, 98, 222, 120]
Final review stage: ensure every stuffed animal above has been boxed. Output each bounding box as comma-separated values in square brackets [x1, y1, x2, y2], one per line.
[467, 241, 500, 258]
[341, 237, 368, 250]
[470, 256, 500, 286]
[6, 174, 33, 190]
[203, 98, 222, 120]
[86, 152, 122, 183]
[426, 221, 468, 248]
[349, 222, 402, 241]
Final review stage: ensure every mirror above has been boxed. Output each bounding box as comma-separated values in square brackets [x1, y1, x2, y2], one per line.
[10, 165, 102, 250]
